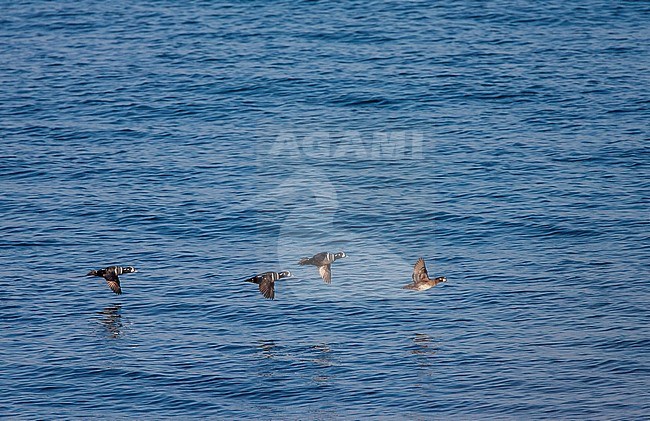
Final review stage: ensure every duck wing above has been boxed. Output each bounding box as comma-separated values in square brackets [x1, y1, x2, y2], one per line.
[258, 274, 275, 300]
[318, 264, 332, 284]
[412, 258, 429, 283]
[103, 271, 122, 295]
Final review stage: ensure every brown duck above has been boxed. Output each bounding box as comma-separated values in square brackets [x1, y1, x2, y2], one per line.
[403, 258, 446, 291]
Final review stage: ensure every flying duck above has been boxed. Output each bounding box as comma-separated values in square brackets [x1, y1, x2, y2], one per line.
[403, 258, 446, 291]
[244, 271, 292, 300]
[298, 251, 346, 284]
[87, 266, 137, 295]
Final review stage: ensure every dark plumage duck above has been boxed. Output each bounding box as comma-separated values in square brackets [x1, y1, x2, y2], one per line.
[244, 271, 292, 300]
[298, 251, 346, 284]
[402, 258, 446, 291]
[87, 266, 137, 295]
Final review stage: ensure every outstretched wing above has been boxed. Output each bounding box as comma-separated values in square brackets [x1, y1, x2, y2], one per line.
[412, 258, 429, 283]
[103, 271, 122, 295]
[318, 264, 332, 284]
[258, 275, 275, 300]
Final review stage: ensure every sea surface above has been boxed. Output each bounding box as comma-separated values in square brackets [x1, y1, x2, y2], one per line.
[1, 1, 649, 419]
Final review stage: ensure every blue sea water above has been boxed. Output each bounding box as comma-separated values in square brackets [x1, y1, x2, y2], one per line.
[1, 0, 649, 418]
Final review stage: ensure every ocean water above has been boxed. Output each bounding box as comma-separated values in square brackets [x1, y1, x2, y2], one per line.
[1, 0, 649, 419]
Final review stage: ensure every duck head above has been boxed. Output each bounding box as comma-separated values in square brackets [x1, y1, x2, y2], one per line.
[334, 252, 347, 259]
[279, 271, 292, 278]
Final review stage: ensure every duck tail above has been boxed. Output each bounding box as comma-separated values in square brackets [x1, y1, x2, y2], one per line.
[298, 257, 312, 266]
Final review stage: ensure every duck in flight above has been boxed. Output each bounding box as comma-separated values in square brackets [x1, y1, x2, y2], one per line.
[87, 266, 137, 295]
[298, 251, 346, 284]
[403, 258, 446, 291]
[244, 271, 292, 300]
